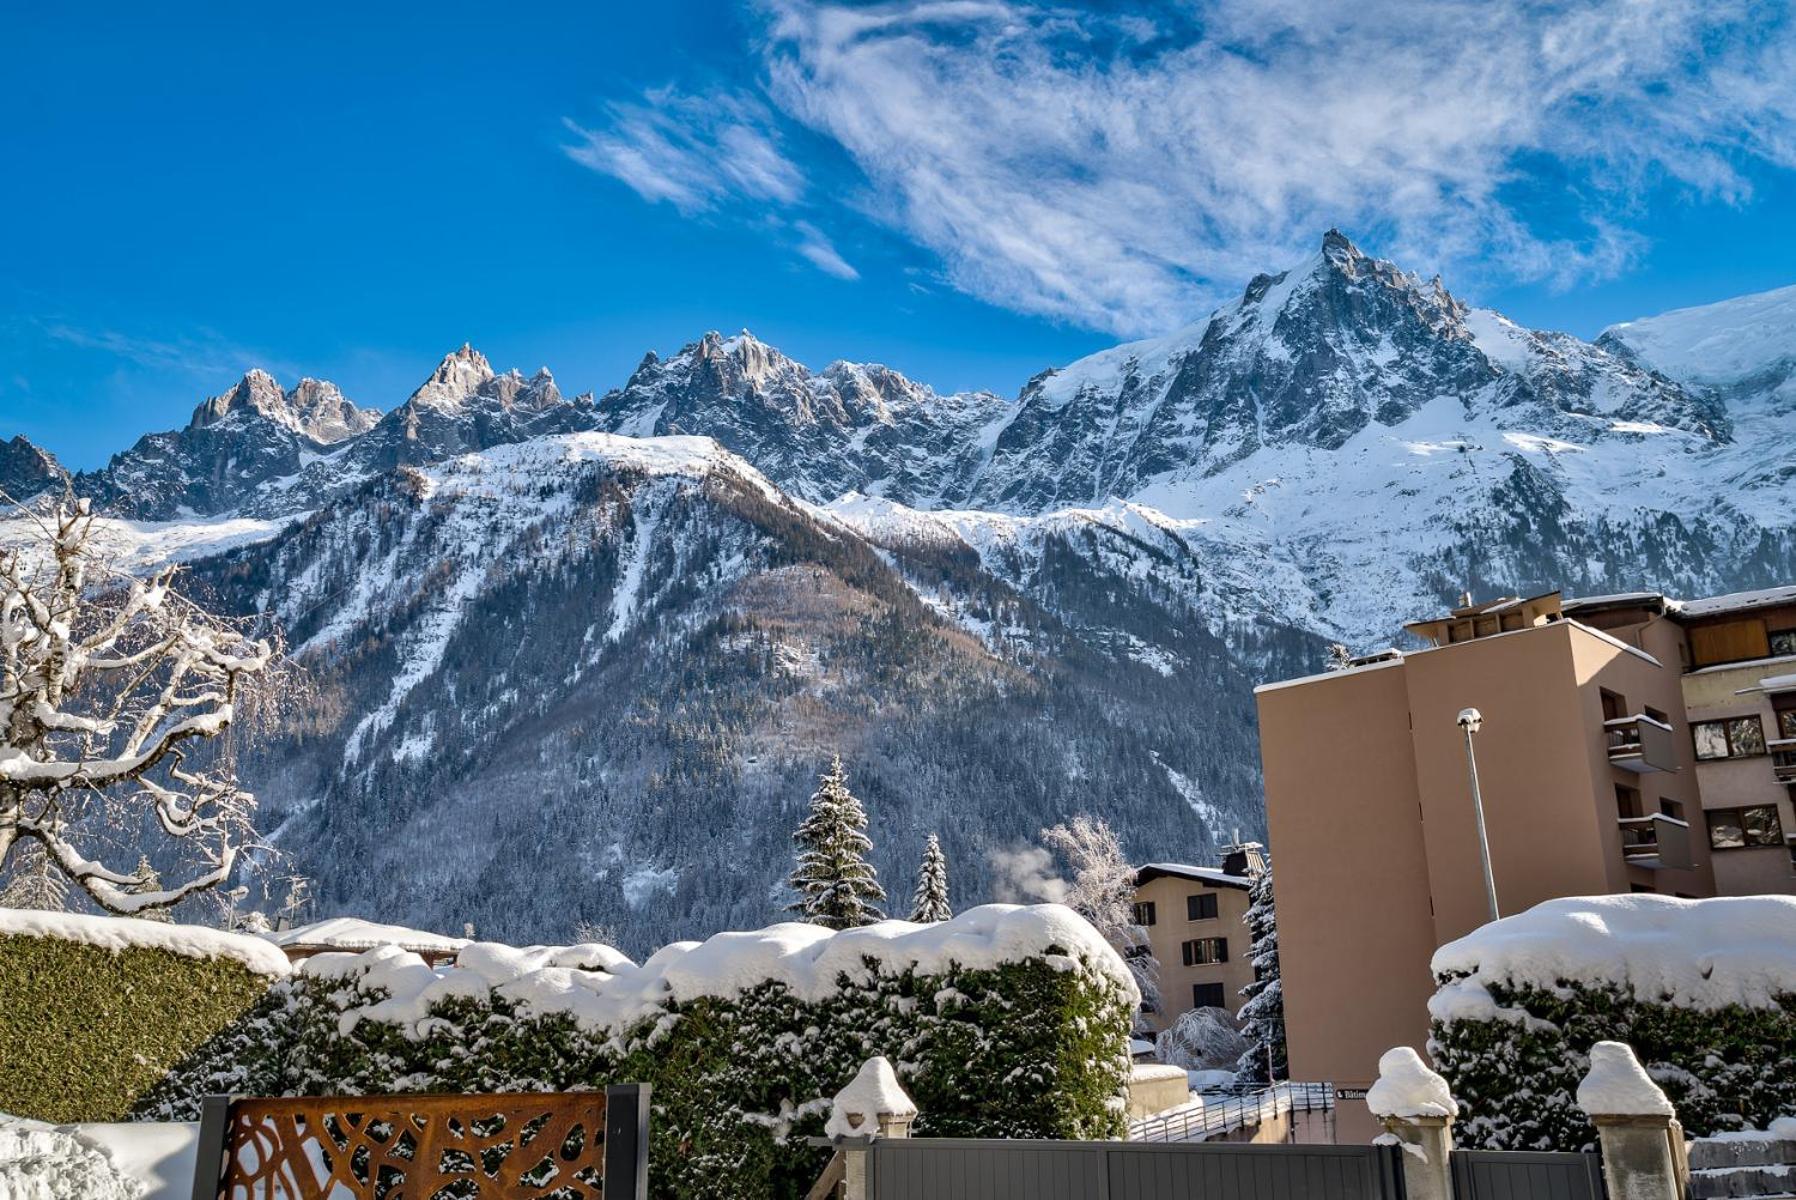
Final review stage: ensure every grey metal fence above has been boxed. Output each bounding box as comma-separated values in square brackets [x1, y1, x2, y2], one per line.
[868, 1137, 1406, 1200]
[1450, 1148, 1606, 1200]
[1129, 1081, 1336, 1143]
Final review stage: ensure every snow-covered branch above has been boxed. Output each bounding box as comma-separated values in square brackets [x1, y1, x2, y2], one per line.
[0, 499, 274, 915]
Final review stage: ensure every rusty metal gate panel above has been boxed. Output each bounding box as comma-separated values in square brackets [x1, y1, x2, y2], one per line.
[1450, 1149, 1605, 1200]
[868, 1138, 1406, 1200]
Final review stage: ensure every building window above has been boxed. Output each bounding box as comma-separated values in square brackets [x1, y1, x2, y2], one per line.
[1693, 716, 1767, 760]
[1186, 893, 1218, 921]
[1615, 783, 1643, 819]
[1773, 696, 1796, 741]
[1707, 805, 1785, 850]
[1601, 689, 1628, 721]
[1133, 901, 1157, 927]
[1192, 982, 1226, 1009]
[1181, 937, 1229, 966]
[1659, 798, 1685, 820]
[1771, 629, 1796, 657]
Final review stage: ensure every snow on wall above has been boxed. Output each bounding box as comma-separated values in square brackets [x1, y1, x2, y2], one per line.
[1430, 894, 1796, 1017]
[1366, 1046, 1458, 1119]
[0, 909, 291, 977]
[1577, 1041, 1673, 1117]
[301, 903, 1134, 1038]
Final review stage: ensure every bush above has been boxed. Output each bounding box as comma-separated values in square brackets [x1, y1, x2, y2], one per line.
[139, 907, 1135, 1200]
[0, 915, 285, 1122]
[1427, 895, 1796, 1150]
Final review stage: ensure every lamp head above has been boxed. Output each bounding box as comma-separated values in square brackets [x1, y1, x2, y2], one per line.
[1457, 707, 1484, 734]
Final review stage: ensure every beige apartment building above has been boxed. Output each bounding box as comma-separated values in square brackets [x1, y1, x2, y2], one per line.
[1256, 585, 1796, 1139]
[1131, 843, 1263, 1034]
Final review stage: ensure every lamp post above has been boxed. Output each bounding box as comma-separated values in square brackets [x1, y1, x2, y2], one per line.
[1457, 707, 1500, 924]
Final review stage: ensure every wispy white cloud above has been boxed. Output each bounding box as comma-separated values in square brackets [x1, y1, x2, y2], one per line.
[563, 89, 805, 215]
[36, 320, 293, 383]
[566, 2, 1796, 335]
[792, 220, 860, 279]
[745, 0, 1796, 333]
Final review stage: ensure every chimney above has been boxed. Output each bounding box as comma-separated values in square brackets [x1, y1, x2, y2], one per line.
[1221, 841, 1267, 879]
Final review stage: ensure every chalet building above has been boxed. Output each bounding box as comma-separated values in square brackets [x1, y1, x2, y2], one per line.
[1131, 842, 1264, 1034]
[1255, 584, 1796, 1139]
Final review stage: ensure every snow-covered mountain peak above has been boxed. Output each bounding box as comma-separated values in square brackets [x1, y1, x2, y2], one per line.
[187, 369, 377, 444]
[1600, 282, 1796, 392]
[406, 344, 497, 411]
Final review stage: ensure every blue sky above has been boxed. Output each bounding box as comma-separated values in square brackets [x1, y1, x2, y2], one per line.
[4, 1, 1795, 470]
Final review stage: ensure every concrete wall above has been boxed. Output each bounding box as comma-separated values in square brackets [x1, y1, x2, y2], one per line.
[1259, 659, 1435, 1145]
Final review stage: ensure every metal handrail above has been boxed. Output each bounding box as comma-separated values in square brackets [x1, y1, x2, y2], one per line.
[1128, 1081, 1335, 1144]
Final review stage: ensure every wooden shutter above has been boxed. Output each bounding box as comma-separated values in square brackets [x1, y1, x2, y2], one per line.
[1689, 620, 1770, 667]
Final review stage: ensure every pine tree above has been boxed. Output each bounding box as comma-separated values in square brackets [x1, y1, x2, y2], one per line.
[908, 833, 952, 923]
[131, 855, 174, 922]
[1236, 861, 1287, 1082]
[787, 756, 886, 929]
[0, 841, 68, 911]
[1325, 642, 1355, 670]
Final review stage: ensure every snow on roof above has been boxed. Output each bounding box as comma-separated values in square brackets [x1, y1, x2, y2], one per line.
[1577, 1041, 1673, 1118]
[824, 1056, 917, 1138]
[269, 917, 471, 954]
[1561, 591, 1668, 612]
[1365, 1046, 1458, 1120]
[1135, 863, 1252, 889]
[303, 903, 1134, 1038]
[0, 909, 291, 977]
[1430, 894, 1796, 1013]
[1671, 584, 1796, 619]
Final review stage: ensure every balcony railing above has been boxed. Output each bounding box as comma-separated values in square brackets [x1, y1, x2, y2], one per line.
[1606, 714, 1678, 774]
[1771, 738, 1796, 784]
[1619, 812, 1693, 871]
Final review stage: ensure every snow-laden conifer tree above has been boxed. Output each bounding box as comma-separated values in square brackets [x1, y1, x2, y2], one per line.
[908, 832, 952, 923]
[0, 840, 67, 911]
[130, 854, 173, 922]
[1236, 861, 1287, 1082]
[0, 499, 273, 913]
[787, 755, 885, 929]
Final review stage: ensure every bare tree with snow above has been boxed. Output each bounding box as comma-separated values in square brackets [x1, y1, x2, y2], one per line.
[0, 499, 273, 915]
[1040, 815, 1160, 1017]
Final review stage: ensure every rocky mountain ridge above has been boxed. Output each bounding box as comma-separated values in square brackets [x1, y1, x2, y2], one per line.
[8, 232, 1796, 943]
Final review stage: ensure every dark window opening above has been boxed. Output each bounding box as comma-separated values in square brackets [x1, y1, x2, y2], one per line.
[1186, 893, 1218, 921]
[1181, 937, 1229, 966]
[1133, 901, 1157, 927]
[1192, 982, 1226, 1010]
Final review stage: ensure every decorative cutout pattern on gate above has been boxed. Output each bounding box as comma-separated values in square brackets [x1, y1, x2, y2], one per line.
[211, 1092, 609, 1199]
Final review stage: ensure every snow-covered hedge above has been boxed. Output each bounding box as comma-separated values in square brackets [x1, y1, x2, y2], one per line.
[141, 904, 1136, 1199]
[1427, 895, 1796, 1149]
[0, 910, 289, 1122]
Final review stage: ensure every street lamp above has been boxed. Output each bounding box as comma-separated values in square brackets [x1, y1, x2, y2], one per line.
[1457, 707, 1500, 924]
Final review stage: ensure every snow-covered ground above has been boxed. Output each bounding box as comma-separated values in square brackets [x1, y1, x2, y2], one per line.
[0, 1114, 196, 1200]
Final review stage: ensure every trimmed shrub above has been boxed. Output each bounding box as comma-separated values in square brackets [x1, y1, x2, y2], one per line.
[1427, 894, 1796, 1150]
[0, 917, 285, 1122]
[139, 907, 1135, 1199]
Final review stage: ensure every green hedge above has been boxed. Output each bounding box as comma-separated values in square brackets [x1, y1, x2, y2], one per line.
[1429, 976, 1796, 1150]
[140, 951, 1133, 1199]
[0, 932, 277, 1122]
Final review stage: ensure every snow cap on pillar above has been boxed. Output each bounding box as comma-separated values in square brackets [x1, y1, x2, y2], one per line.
[1577, 1041, 1674, 1118]
[825, 1056, 918, 1138]
[1367, 1046, 1459, 1119]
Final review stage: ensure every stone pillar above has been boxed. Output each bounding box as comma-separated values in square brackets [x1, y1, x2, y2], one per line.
[828, 1057, 917, 1200]
[1366, 1047, 1458, 1200]
[1577, 1041, 1684, 1200]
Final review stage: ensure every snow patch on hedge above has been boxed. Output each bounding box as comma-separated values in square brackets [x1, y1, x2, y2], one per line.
[1431, 894, 1796, 1011]
[0, 909, 291, 977]
[302, 904, 1133, 1037]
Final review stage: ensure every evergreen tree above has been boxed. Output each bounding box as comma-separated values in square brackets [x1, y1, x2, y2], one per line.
[1325, 642, 1355, 671]
[787, 756, 886, 929]
[131, 855, 174, 922]
[1236, 861, 1287, 1082]
[908, 833, 952, 922]
[0, 841, 68, 911]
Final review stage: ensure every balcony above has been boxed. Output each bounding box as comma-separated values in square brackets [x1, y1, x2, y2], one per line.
[1772, 739, 1796, 784]
[1606, 714, 1678, 773]
[1619, 813, 1693, 871]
